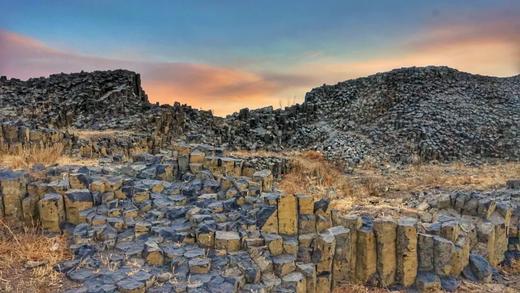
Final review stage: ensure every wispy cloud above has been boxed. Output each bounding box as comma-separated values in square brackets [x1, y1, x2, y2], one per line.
[287, 13, 520, 87]
[1, 13, 519, 116]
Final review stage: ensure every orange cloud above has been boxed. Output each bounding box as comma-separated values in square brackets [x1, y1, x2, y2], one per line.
[0, 30, 313, 116]
[293, 17, 520, 85]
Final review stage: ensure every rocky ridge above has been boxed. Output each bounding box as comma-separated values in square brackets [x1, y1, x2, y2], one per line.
[225, 66, 520, 166]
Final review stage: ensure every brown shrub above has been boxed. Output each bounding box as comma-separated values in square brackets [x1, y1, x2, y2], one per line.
[0, 220, 73, 292]
[0, 144, 64, 169]
[279, 151, 354, 200]
[0, 144, 96, 170]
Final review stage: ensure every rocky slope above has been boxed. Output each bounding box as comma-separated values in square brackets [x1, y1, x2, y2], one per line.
[2, 66, 519, 166]
[226, 66, 520, 166]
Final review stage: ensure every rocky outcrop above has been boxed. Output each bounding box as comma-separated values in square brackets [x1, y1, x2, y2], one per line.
[3, 66, 519, 167]
[1, 153, 518, 292]
[225, 66, 520, 166]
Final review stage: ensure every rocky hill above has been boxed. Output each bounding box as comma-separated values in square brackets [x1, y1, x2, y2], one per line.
[1, 66, 519, 166]
[226, 66, 520, 166]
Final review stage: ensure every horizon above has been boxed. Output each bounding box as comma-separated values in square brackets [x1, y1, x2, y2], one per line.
[1, 0, 519, 115]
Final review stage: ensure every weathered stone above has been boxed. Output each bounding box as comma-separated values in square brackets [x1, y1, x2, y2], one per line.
[355, 220, 377, 284]
[440, 221, 460, 243]
[189, 258, 211, 274]
[433, 236, 453, 276]
[315, 272, 331, 293]
[328, 225, 351, 287]
[117, 278, 145, 293]
[415, 272, 441, 292]
[313, 230, 336, 274]
[64, 189, 93, 224]
[273, 254, 296, 277]
[297, 194, 314, 215]
[281, 271, 306, 293]
[296, 262, 316, 293]
[264, 233, 284, 256]
[476, 221, 496, 265]
[450, 236, 470, 276]
[143, 240, 164, 266]
[253, 170, 273, 192]
[196, 230, 215, 248]
[396, 217, 418, 287]
[283, 236, 298, 256]
[298, 214, 317, 234]
[278, 193, 298, 236]
[373, 216, 397, 286]
[257, 205, 278, 234]
[215, 231, 241, 252]
[462, 254, 492, 282]
[477, 198, 496, 220]
[297, 233, 316, 263]
[343, 215, 362, 282]
[418, 233, 434, 272]
[0, 170, 26, 220]
[38, 193, 65, 232]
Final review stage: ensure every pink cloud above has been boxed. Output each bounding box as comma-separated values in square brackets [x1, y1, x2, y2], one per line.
[0, 30, 313, 115]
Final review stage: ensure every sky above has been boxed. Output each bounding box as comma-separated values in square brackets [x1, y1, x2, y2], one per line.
[1, 1, 519, 116]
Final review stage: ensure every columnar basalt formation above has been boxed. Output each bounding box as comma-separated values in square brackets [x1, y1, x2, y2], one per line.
[1, 147, 518, 292]
[2, 66, 520, 167]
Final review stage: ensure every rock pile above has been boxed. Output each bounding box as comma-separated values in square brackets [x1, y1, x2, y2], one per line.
[225, 66, 520, 166]
[0, 70, 224, 151]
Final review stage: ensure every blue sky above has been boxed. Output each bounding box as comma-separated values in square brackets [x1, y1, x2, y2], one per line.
[1, 0, 519, 115]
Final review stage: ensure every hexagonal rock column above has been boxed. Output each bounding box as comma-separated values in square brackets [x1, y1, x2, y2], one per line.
[64, 189, 93, 224]
[315, 199, 332, 233]
[396, 217, 418, 287]
[418, 233, 434, 272]
[343, 215, 362, 282]
[476, 221, 496, 265]
[253, 170, 273, 192]
[316, 272, 332, 293]
[313, 229, 336, 275]
[433, 236, 454, 276]
[0, 170, 26, 221]
[355, 217, 377, 284]
[215, 231, 241, 252]
[257, 205, 278, 234]
[328, 225, 351, 287]
[278, 193, 298, 236]
[38, 193, 65, 233]
[373, 216, 397, 286]
[282, 271, 307, 293]
[296, 262, 316, 293]
[450, 236, 470, 276]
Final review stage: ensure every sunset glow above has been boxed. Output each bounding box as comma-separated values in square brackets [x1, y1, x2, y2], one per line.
[1, 1, 519, 116]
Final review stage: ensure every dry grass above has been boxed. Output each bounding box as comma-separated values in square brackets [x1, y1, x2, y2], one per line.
[355, 161, 520, 196]
[70, 128, 134, 140]
[334, 284, 394, 292]
[278, 151, 354, 200]
[0, 144, 65, 169]
[227, 149, 292, 158]
[0, 220, 73, 292]
[278, 151, 520, 208]
[0, 144, 97, 170]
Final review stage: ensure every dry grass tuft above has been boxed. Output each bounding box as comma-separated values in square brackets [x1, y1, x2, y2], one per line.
[0, 144, 64, 169]
[0, 144, 97, 170]
[279, 151, 520, 209]
[334, 284, 394, 292]
[70, 128, 134, 140]
[279, 151, 354, 200]
[0, 220, 73, 292]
